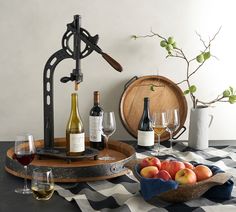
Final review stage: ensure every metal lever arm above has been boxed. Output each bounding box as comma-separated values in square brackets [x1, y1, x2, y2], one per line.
[68, 24, 123, 72]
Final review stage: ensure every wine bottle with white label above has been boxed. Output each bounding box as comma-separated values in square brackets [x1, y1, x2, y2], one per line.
[137, 97, 154, 149]
[89, 91, 105, 150]
[66, 93, 85, 156]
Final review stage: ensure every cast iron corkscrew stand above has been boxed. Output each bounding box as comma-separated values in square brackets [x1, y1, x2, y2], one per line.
[40, 15, 122, 158]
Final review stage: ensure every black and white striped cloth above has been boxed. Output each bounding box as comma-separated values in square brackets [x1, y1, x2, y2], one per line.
[55, 142, 236, 212]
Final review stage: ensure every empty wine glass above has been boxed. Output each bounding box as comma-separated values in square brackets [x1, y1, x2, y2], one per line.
[99, 112, 116, 161]
[14, 134, 36, 194]
[166, 108, 180, 153]
[151, 111, 168, 156]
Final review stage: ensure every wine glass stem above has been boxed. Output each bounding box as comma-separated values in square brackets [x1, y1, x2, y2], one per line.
[23, 165, 28, 190]
[105, 136, 109, 156]
[169, 132, 173, 151]
[158, 135, 161, 155]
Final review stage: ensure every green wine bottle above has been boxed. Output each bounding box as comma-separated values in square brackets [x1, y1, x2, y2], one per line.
[66, 93, 85, 156]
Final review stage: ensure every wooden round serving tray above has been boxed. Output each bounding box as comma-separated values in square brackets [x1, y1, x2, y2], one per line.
[5, 138, 136, 182]
[119, 75, 188, 141]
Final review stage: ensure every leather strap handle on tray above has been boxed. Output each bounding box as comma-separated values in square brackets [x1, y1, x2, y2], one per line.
[101, 52, 123, 72]
[124, 76, 138, 90]
[173, 126, 186, 140]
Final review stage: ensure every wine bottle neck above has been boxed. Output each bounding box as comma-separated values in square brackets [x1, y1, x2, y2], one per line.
[94, 91, 100, 106]
[71, 93, 79, 113]
[143, 98, 150, 117]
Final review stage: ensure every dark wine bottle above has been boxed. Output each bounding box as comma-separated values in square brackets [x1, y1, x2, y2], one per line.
[137, 97, 154, 149]
[66, 93, 85, 156]
[89, 91, 105, 150]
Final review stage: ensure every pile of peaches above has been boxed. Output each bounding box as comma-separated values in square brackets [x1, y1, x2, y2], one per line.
[139, 157, 213, 185]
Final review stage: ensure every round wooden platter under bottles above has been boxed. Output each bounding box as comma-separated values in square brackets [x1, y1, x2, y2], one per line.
[119, 75, 188, 141]
[5, 138, 136, 183]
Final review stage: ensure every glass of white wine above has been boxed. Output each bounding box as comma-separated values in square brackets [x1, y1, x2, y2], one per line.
[151, 111, 168, 156]
[31, 168, 54, 201]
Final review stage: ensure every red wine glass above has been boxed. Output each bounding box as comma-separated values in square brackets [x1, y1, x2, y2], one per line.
[14, 134, 36, 194]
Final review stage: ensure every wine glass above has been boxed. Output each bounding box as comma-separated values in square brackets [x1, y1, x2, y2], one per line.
[31, 168, 54, 201]
[166, 108, 180, 153]
[14, 134, 36, 194]
[151, 111, 168, 156]
[99, 112, 116, 161]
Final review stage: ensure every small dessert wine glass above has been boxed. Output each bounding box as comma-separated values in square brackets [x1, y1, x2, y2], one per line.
[99, 112, 116, 161]
[151, 111, 168, 156]
[31, 168, 54, 201]
[14, 134, 36, 194]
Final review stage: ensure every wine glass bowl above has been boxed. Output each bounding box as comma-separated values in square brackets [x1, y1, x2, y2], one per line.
[14, 134, 36, 194]
[31, 168, 54, 201]
[151, 111, 168, 156]
[99, 112, 116, 161]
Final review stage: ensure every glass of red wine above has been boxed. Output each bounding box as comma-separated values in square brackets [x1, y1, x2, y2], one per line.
[14, 134, 36, 194]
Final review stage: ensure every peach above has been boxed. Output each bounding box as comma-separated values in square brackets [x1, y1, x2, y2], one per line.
[140, 157, 161, 170]
[175, 168, 197, 185]
[184, 162, 194, 170]
[155, 170, 172, 181]
[140, 166, 159, 178]
[194, 165, 213, 181]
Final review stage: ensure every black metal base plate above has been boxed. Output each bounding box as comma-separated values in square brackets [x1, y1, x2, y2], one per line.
[36, 147, 99, 162]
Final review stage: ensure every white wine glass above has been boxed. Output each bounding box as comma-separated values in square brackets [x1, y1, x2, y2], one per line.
[151, 111, 168, 156]
[31, 167, 54, 201]
[14, 134, 36, 194]
[166, 108, 180, 153]
[99, 112, 116, 161]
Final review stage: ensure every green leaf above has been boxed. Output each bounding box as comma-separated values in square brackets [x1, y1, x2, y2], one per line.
[203, 51, 211, 60]
[189, 85, 197, 93]
[150, 85, 155, 91]
[183, 90, 190, 95]
[230, 95, 236, 100]
[196, 54, 204, 63]
[229, 96, 236, 104]
[223, 90, 230, 97]
[229, 86, 234, 94]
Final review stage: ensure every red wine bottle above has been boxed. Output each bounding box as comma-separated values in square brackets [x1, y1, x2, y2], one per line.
[137, 97, 154, 149]
[89, 91, 105, 150]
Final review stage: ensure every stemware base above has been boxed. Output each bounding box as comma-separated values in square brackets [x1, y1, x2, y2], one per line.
[98, 155, 115, 161]
[15, 187, 32, 194]
[150, 151, 166, 156]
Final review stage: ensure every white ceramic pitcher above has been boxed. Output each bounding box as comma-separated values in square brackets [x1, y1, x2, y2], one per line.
[188, 106, 213, 150]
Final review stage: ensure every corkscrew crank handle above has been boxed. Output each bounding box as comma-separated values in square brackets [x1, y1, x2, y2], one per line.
[101, 52, 123, 72]
[80, 33, 123, 72]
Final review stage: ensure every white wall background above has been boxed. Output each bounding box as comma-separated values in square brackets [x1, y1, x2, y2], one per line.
[0, 0, 236, 141]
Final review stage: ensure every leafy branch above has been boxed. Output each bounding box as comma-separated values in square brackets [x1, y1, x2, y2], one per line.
[132, 28, 236, 108]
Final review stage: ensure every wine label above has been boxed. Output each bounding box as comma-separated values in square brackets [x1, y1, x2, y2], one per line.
[70, 133, 85, 152]
[138, 130, 154, 147]
[89, 116, 102, 142]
